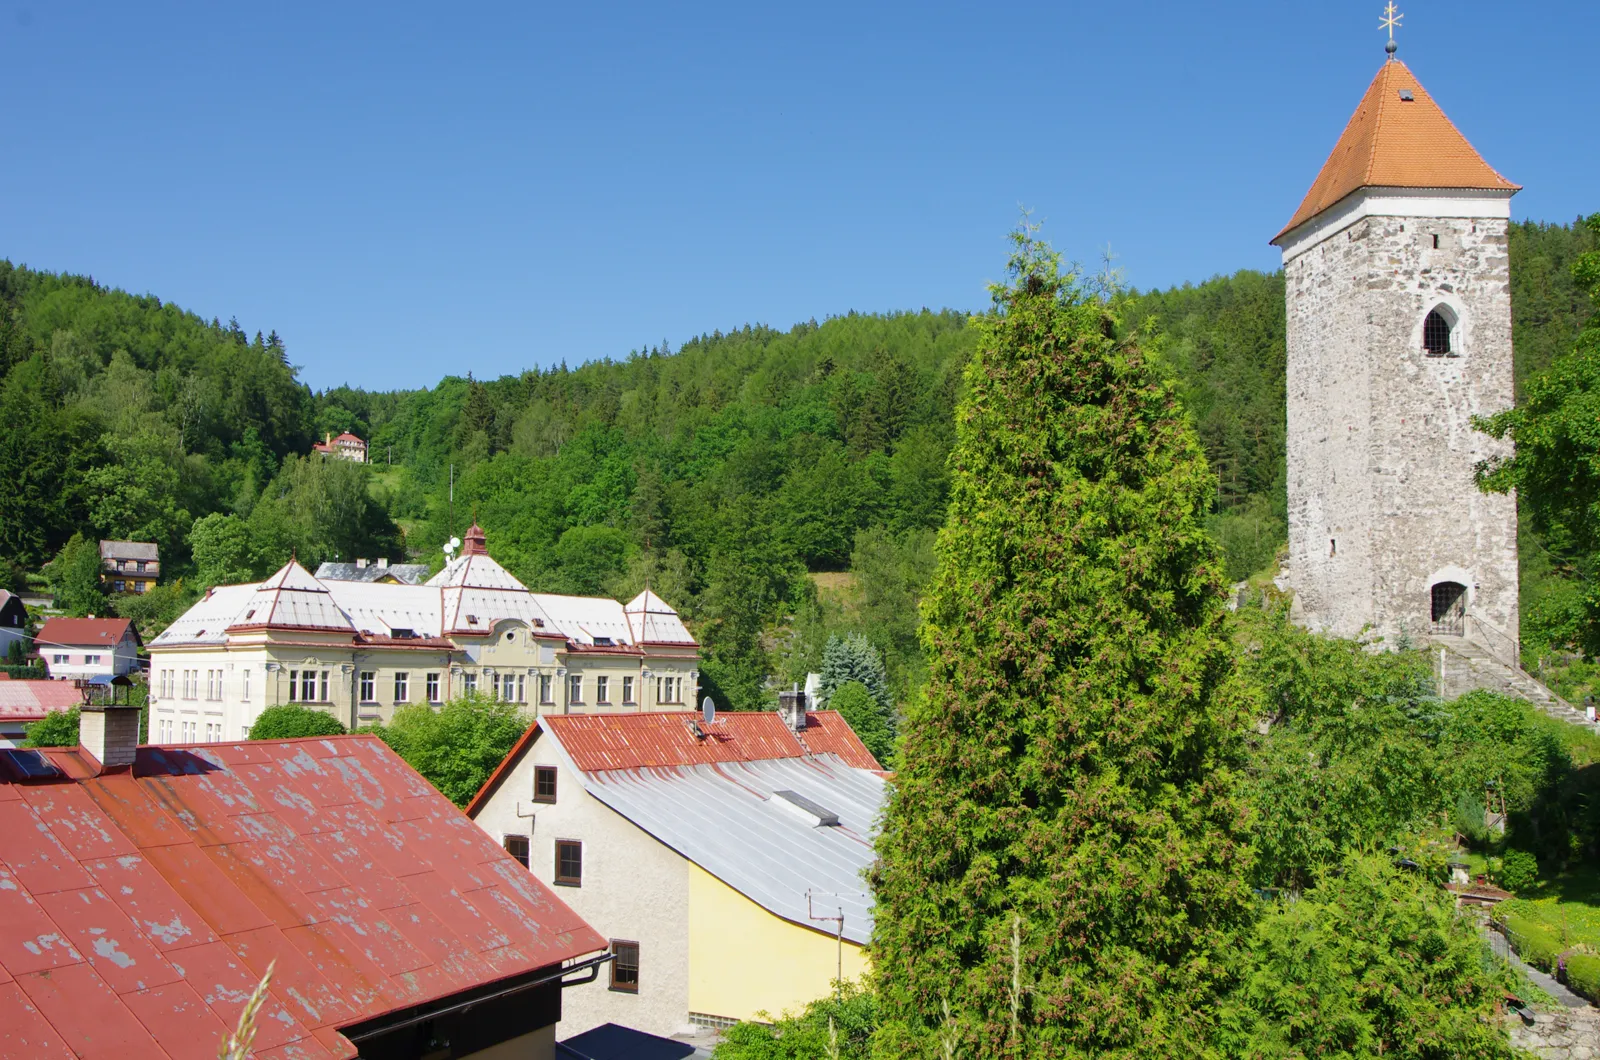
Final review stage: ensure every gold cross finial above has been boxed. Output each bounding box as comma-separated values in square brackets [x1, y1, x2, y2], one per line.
[1379, 2, 1403, 57]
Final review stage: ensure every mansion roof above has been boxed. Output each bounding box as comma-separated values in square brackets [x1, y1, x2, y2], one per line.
[152, 527, 696, 653]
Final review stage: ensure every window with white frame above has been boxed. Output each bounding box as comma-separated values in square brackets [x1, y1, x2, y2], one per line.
[568, 675, 583, 704]
[86, 654, 102, 666]
[394, 672, 409, 703]
[656, 676, 682, 704]
[463, 672, 477, 694]
[596, 676, 610, 704]
[622, 676, 636, 704]
[241, 668, 250, 701]
[427, 672, 441, 703]
[501, 673, 516, 702]
[52, 653, 66, 664]
[359, 671, 376, 703]
[539, 674, 553, 705]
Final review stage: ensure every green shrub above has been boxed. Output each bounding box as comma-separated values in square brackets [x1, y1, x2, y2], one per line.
[1, 664, 46, 680]
[1565, 953, 1600, 1002]
[25, 707, 80, 747]
[1500, 849, 1540, 892]
[1501, 914, 1563, 972]
[368, 693, 527, 806]
[248, 705, 348, 740]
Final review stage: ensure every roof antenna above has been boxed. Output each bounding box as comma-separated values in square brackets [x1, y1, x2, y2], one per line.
[1379, 1, 1402, 59]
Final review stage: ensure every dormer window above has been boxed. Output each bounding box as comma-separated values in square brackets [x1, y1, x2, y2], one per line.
[1423, 308, 1455, 357]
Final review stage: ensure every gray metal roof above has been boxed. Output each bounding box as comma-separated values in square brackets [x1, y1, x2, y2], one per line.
[99, 540, 159, 560]
[314, 561, 432, 585]
[554, 750, 885, 944]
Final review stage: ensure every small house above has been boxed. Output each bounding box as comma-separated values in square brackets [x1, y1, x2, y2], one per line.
[35, 617, 142, 682]
[468, 693, 886, 1040]
[312, 431, 369, 463]
[99, 540, 160, 594]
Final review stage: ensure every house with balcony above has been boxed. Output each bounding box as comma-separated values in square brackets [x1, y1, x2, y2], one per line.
[146, 523, 700, 743]
[99, 540, 159, 594]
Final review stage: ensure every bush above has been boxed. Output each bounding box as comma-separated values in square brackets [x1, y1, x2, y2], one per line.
[826, 680, 895, 767]
[1500, 913, 1563, 972]
[1222, 853, 1519, 1057]
[712, 979, 877, 1060]
[1565, 953, 1600, 1001]
[248, 705, 348, 740]
[369, 694, 527, 806]
[1500, 849, 1540, 892]
[25, 707, 80, 747]
[1, 664, 46, 680]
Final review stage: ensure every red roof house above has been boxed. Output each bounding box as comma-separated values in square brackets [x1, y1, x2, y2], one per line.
[0, 712, 607, 1060]
[0, 680, 82, 744]
[35, 618, 142, 682]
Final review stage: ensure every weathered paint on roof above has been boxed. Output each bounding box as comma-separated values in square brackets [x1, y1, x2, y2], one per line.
[0, 734, 606, 1059]
[100, 541, 161, 562]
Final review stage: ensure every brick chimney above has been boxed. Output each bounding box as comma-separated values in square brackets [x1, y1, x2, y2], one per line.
[80, 703, 141, 772]
[778, 688, 809, 734]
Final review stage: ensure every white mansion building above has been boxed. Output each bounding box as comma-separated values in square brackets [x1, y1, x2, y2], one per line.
[148, 524, 699, 742]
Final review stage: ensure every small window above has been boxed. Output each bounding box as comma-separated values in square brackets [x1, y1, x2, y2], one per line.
[610, 940, 640, 993]
[1423, 309, 1453, 356]
[596, 676, 610, 704]
[539, 674, 554, 705]
[503, 834, 530, 868]
[622, 676, 636, 705]
[534, 766, 558, 803]
[555, 840, 583, 886]
[569, 675, 583, 704]
[501, 673, 517, 701]
[359, 671, 376, 703]
[1432, 233, 1440, 249]
[464, 672, 477, 694]
[394, 672, 409, 703]
[427, 672, 441, 703]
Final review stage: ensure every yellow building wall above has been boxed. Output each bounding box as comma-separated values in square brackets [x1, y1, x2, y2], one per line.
[687, 862, 868, 1023]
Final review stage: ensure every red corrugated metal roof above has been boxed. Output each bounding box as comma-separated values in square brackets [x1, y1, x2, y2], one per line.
[0, 734, 605, 1059]
[35, 617, 136, 648]
[466, 710, 882, 815]
[0, 681, 81, 722]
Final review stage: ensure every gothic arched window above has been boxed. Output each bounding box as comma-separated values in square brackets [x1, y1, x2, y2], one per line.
[1423, 308, 1454, 357]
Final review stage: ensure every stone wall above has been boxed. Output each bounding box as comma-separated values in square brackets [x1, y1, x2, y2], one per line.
[1283, 209, 1519, 659]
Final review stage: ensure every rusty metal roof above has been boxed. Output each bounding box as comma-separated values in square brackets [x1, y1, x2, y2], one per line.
[0, 734, 605, 1059]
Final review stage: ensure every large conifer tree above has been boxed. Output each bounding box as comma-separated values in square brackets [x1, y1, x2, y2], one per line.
[870, 229, 1252, 1057]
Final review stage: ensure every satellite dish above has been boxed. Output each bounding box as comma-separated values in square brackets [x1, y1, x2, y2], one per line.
[449, 537, 461, 550]
[702, 696, 715, 726]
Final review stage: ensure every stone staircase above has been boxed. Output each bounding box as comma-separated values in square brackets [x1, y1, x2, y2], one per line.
[1432, 636, 1598, 733]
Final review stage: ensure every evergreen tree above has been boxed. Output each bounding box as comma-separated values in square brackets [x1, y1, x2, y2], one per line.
[870, 227, 1251, 1058]
[817, 633, 892, 712]
[44, 533, 107, 617]
[827, 680, 895, 766]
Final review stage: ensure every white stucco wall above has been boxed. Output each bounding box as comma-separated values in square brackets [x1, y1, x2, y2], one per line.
[470, 734, 691, 1040]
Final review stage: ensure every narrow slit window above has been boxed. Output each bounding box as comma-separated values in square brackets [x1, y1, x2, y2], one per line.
[1423, 310, 1452, 356]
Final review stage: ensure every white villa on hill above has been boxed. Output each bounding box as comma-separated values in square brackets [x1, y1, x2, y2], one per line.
[147, 524, 699, 742]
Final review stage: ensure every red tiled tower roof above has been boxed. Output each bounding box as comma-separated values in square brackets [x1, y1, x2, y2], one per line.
[1275, 60, 1518, 241]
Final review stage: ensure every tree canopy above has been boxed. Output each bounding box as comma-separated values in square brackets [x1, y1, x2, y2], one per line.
[870, 228, 1252, 1057]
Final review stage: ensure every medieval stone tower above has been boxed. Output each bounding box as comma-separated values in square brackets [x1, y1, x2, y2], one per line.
[1272, 55, 1521, 663]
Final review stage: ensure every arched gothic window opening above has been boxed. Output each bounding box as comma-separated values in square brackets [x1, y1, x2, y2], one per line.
[1423, 309, 1454, 357]
[1431, 581, 1466, 636]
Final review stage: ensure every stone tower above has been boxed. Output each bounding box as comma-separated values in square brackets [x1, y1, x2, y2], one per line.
[1272, 57, 1521, 663]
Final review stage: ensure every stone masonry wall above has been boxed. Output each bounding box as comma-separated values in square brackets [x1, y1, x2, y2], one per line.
[1285, 212, 1519, 657]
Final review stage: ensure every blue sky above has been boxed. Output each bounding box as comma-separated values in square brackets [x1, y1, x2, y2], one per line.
[1, 1, 1593, 391]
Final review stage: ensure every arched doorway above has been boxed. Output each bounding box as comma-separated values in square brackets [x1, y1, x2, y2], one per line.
[1431, 581, 1467, 636]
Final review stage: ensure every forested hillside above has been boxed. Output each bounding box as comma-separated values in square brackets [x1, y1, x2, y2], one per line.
[0, 217, 1590, 706]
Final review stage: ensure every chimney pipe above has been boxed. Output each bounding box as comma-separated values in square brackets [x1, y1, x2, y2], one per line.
[778, 687, 809, 734]
[356, 558, 368, 568]
[80, 703, 140, 773]
[377, 557, 389, 569]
